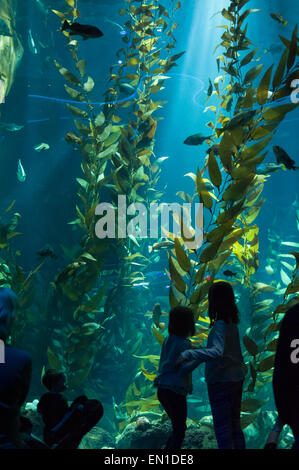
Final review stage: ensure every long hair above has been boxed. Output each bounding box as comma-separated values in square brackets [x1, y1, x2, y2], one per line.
[208, 281, 239, 327]
[168, 306, 196, 338]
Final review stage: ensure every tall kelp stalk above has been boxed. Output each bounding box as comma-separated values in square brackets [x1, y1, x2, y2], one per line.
[128, 0, 298, 422]
[47, 0, 183, 394]
[96, 0, 184, 400]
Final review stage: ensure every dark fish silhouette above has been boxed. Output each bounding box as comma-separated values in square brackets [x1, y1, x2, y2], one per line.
[270, 13, 288, 27]
[184, 133, 212, 146]
[223, 270, 237, 277]
[62, 20, 104, 40]
[273, 146, 298, 170]
[207, 78, 213, 97]
[222, 110, 256, 132]
[37, 244, 58, 259]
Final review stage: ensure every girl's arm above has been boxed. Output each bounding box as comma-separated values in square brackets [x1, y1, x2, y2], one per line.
[177, 321, 226, 364]
[176, 339, 204, 375]
[179, 359, 203, 375]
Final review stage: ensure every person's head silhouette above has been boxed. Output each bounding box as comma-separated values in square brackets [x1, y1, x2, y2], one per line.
[168, 306, 196, 338]
[42, 370, 67, 393]
[208, 281, 239, 327]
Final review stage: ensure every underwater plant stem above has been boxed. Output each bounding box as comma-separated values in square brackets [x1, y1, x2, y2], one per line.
[185, 172, 231, 305]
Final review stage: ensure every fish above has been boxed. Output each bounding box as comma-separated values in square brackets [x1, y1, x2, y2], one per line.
[220, 110, 256, 133]
[61, 20, 104, 40]
[145, 303, 169, 329]
[0, 122, 24, 132]
[132, 282, 149, 289]
[256, 163, 286, 175]
[65, 132, 83, 145]
[152, 303, 162, 328]
[28, 29, 38, 54]
[17, 159, 26, 182]
[184, 133, 212, 146]
[264, 43, 284, 56]
[100, 269, 168, 290]
[148, 240, 175, 253]
[270, 13, 288, 27]
[256, 162, 286, 175]
[223, 270, 237, 277]
[118, 83, 136, 94]
[0, 18, 12, 37]
[37, 244, 58, 259]
[207, 78, 213, 98]
[273, 146, 298, 170]
[34, 142, 50, 152]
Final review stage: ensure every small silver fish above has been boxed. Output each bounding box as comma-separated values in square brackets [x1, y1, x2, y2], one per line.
[28, 29, 38, 54]
[148, 240, 175, 253]
[0, 122, 24, 132]
[17, 159, 26, 182]
[34, 142, 50, 152]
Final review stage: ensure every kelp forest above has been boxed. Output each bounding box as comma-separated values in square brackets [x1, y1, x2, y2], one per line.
[0, 0, 298, 449]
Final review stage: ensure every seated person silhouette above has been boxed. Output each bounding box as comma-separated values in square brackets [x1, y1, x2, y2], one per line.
[38, 369, 104, 449]
[0, 287, 32, 449]
[264, 303, 299, 449]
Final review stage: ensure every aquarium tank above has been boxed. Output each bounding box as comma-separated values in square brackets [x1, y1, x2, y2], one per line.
[0, 0, 298, 450]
